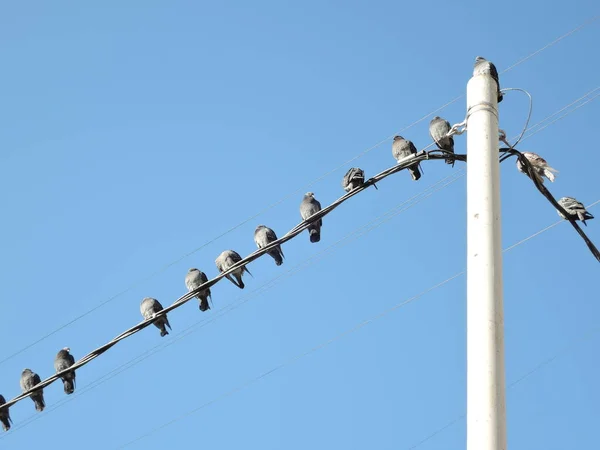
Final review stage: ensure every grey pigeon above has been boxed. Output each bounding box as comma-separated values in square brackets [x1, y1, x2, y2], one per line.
[342, 168, 365, 192]
[516, 152, 558, 184]
[300, 192, 322, 243]
[20, 368, 45, 412]
[185, 268, 211, 311]
[392, 136, 421, 181]
[140, 297, 171, 337]
[0, 395, 12, 432]
[473, 56, 503, 103]
[215, 250, 252, 289]
[54, 347, 76, 395]
[254, 225, 284, 266]
[557, 197, 594, 226]
[429, 116, 455, 165]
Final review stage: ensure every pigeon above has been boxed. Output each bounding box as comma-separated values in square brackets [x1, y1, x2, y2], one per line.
[215, 250, 252, 289]
[20, 369, 45, 412]
[341, 168, 365, 192]
[54, 347, 76, 395]
[185, 268, 211, 312]
[140, 297, 171, 337]
[254, 225, 284, 266]
[429, 116, 455, 165]
[557, 197, 594, 226]
[300, 192, 322, 243]
[473, 56, 503, 103]
[0, 395, 12, 432]
[392, 136, 421, 181]
[516, 152, 558, 184]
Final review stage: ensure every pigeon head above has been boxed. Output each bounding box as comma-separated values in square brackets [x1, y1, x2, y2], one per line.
[393, 135, 403, 141]
[475, 56, 486, 62]
[305, 192, 314, 198]
[63, 347, 70, 353]
[256, 225, 265, 230]
[188, 268, 198, 272]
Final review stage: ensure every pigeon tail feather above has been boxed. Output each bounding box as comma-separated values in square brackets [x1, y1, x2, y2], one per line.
[199, 298, 210, 312]
[409, 167, 421, 181]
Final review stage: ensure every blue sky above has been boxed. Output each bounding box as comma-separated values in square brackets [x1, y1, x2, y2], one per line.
[0, 1, 598, 449]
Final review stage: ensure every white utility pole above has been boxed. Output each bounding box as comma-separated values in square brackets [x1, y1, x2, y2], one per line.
[466, 72, 507, 450]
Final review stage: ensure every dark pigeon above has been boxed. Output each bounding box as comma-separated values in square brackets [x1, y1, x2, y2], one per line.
[300, 192, 323, 243]
[254, 225, 284, 266]
[429, 116, 455, 165]
[392, 136, 421, 181]
[20, 369, 45, 412]
[215, 250, 252, 289]
[473, 56, 503, 103]
[54, 347, 76, 395]
[140, 297, 171, 337]
[0, 395, 12, 431]
[341, 168, 365, 192]
[185, 268, 211, 312]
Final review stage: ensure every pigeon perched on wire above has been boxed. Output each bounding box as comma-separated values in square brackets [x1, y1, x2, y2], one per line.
[557, 197, 594, 226]
[473, 56, 503, 103]
[140, 297, 171, 337]
[300, 192, 323, 243]
[516, 152, 558, 184]
[0, 395, 12, 431]
[54, 347, 76, 394]
[215, 250, 252, 289]
[429, 116, 455, 165]
[185, 268, 212, 311]
[254, 225, 284, 266]
[392, 136, 421, 181]
[341, 167, 367, 192]
[20, 368, 45, 412]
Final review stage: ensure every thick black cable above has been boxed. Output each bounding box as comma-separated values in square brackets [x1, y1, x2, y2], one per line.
[501, 147, 600, 262]
[0, 149, 462, 414]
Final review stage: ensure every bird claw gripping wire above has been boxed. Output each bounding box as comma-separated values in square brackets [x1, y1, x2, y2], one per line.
[447, 119, 466, 137]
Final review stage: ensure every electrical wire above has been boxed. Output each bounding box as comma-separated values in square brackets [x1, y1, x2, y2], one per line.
[2, 16, 595, 368]
[0, 147, 460, 414]
[116, 201, 600, 449]
[0, 170, 466, 437]
[2, 80, 596, 422]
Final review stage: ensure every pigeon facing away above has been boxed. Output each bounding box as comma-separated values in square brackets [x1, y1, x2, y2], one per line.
[185, 268, 211, 311]
[516, 152, 558, 184]
[20, 369, 45, 412]
[341, 168, 365, 192]
[300, 192, 323, 243]
[392, 136, 421, 181]
[429, 116, 455, 165]
[140, 297, 171, 337]
[254, 225, 284, 266]
[557, 197, 594, 226]
[0, 395, 12, 432]
[473, 56, 503, 103]
[54, 348, 76, 395]
[215, 250, 252, 289]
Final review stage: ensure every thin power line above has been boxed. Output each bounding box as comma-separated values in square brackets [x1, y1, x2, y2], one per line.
[117, 200, 598, 449]
[2, 16, 595, 367]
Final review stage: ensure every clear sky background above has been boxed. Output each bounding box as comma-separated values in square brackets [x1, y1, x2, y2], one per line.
[0, 2, 599, 449]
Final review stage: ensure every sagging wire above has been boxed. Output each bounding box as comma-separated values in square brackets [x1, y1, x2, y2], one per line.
[0, 144, 468, 415]
[501, 148, 600, 262]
